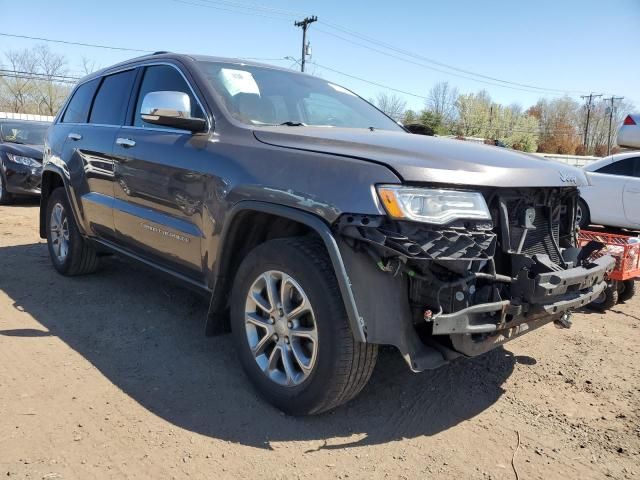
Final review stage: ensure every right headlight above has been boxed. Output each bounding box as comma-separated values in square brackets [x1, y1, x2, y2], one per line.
[377, 185, 491, 225]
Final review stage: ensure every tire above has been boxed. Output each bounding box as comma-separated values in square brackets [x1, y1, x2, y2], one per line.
[0, 167, 13, 205]
[45, 187, 100, 276]
[589, 284, 619, 311]
[230, 236, 378, 415]
[576, 198, 590, 229]
[618, 280, 636, 303]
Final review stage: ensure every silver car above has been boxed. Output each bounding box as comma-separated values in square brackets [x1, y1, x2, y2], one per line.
[617, 114, 640, 149]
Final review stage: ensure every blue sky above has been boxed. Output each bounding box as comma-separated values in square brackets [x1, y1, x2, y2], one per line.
[1, 0, 638, 111]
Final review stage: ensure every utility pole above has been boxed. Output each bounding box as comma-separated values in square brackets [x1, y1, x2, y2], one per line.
[580, 93, 602, 150]
[294, 15, 317, 72]
[604, 96, 624, 156]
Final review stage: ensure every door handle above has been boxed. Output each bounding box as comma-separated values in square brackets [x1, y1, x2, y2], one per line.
[68, 132, 82, 141]
[116, 137, 136, 149]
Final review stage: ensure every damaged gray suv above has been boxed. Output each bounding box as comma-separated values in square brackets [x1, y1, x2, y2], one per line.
[40, 53, 615, 415]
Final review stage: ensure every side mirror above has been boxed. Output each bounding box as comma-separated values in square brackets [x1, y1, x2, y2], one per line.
[140, 91, 207, 133]
[404, 123, 435, 136]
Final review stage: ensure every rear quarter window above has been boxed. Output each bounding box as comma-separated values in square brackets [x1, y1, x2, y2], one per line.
[596, 158, 636, 176]
[61, 79, 99, 124]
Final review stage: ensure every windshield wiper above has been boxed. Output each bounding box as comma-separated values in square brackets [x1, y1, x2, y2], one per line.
[279, 121, 306, 127]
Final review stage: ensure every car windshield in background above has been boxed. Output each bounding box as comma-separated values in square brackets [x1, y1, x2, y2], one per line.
[197, 61, 403, 131]
[0, 122, 48, 145]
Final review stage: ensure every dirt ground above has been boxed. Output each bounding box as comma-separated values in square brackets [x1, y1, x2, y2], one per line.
[0, 201, 638, 480]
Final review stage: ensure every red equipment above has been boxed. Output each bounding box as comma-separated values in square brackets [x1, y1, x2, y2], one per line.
[578, 230, 639, 309]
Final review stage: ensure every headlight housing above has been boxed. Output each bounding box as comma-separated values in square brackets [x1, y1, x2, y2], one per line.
[377, 185, 491, 224]
[6, 153, 41, 168]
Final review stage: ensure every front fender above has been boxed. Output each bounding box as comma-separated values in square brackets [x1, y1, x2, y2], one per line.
[206, 200, 367, 342]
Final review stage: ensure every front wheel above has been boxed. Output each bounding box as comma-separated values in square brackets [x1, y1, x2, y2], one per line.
[45, 187, 100, 276]
[230, 237, 378, 415]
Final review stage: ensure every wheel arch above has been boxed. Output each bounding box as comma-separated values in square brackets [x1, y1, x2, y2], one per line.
[39, 169, 67, 238]
[206, 201, 366, 342]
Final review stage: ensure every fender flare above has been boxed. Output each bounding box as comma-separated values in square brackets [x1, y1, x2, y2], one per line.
[206, 200, 367, 343]
[39, 164, 77, 238]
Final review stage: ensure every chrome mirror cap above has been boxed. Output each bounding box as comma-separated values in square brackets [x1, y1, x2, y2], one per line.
[140, 91, 207, 133]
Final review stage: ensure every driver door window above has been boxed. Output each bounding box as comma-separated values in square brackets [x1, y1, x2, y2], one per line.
[133, 65, 204, 128]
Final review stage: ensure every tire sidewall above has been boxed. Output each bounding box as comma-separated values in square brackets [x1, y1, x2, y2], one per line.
[577, 199, 590, 229]
[45, 188, 80, 274]
[230, 240, 348, 415]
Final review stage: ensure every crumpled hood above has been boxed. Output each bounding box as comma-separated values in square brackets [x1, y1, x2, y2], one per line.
[0, 143, 44, 161]
[253, 127, 587, 188]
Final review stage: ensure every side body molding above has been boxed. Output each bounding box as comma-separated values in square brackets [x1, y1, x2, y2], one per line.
[206, 201, 367, 343]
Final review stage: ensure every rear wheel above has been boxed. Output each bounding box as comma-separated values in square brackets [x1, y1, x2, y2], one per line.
[576, 198, 590, 229]
[589, 284, 618, 311]
[46, 187, 100, 276]
[230, 237, 378, 415]
[618, 280, 636, 303]
[0, 168, 14, 205]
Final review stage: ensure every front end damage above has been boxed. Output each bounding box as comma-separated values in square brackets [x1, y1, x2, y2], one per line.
[335, 187, 615, 371]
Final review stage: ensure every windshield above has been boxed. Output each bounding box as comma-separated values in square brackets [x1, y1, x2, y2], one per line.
[197, 61, 403, 131]
[0, 121, 49, 145]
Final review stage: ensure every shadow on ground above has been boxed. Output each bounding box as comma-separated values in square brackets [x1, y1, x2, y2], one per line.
[0, 243, 523, 449]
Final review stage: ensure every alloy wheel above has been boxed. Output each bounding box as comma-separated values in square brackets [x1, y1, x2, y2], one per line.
[576, 204, 584, 226]
[244, 270, 318, 387]
[50, 203, 70, 263]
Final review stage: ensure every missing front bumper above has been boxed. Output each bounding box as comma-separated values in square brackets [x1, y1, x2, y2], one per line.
[427, 254, 615, 356]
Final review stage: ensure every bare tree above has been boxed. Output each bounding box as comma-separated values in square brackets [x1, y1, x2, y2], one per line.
[426, 81, 458, 123]
[33, 45, 70, 115]
[81, 56, 98, 75]
[374, 92, 406, 122]
[1, 49, 38, 113]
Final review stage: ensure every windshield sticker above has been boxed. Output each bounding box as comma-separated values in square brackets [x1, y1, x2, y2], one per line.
[328, 83, 356, 96]
[219, 68, 261, 97]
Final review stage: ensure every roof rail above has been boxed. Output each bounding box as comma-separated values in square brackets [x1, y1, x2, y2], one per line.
[152, 51, 171, 55]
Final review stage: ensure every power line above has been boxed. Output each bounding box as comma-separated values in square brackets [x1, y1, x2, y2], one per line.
[169, 0, 292, 21]
[0, 69, 81, 80]
[317, 21, 598, 96]
[313, 27, 571, 97]
[165, 0, 611, 96]
[311, 61, 428, 100]
[0, 32, 150, 53]
[0, 73, 77, 84]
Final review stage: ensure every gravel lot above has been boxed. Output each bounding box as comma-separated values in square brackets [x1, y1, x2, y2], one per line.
[1, 201, 638, 479]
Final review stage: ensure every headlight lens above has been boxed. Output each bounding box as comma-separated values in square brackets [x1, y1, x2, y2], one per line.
[377, 185, 491, 224]
[6, 153, 41, 168]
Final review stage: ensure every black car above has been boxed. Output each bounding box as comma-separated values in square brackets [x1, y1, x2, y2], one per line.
[39, 52, 614, 415]
[0, 119, 49, 203]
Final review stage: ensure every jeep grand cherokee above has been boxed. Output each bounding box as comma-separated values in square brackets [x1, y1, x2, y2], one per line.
[40, 52, 614, 415]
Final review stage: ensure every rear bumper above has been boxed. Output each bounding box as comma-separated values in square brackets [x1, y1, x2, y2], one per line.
[429, 255, 615, 356]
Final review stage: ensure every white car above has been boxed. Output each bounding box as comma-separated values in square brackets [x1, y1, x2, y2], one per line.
[617, 114, 640, 149]
[578, 152, 640, 229]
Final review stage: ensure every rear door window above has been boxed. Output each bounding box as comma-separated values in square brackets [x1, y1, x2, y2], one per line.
[61, 79, 99, 124]
[89, 69, 136, 126]
[133, 65, 204, 128]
